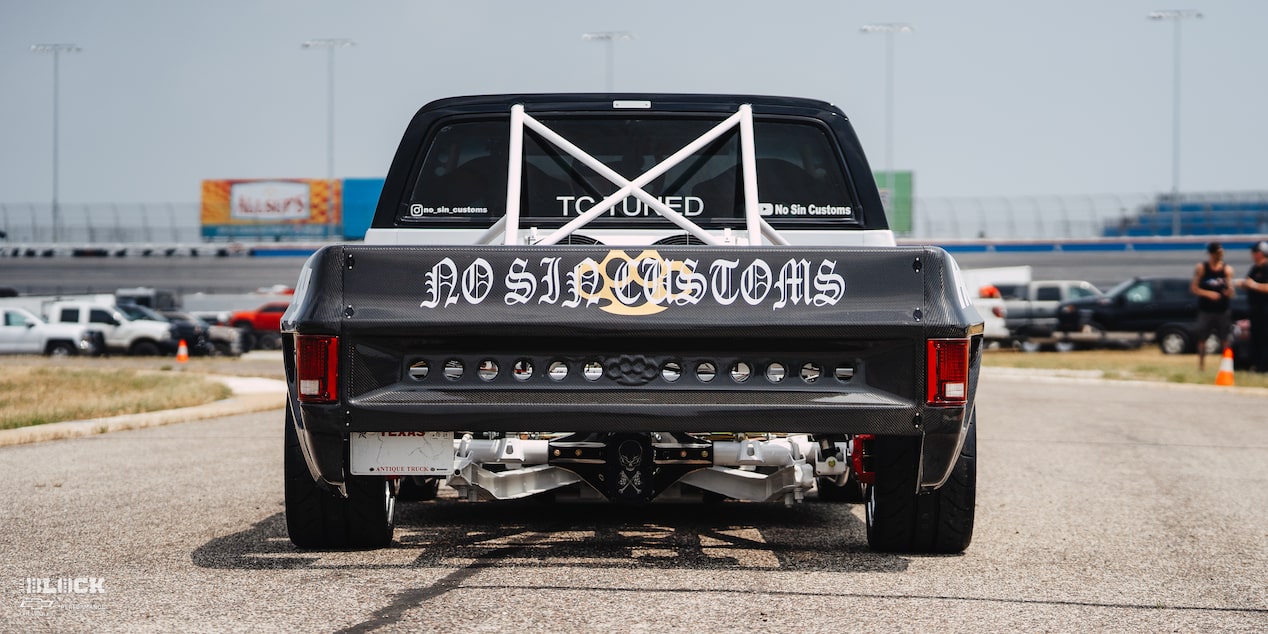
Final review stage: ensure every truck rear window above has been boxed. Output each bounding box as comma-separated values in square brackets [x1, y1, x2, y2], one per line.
[401, 117, 859, 228]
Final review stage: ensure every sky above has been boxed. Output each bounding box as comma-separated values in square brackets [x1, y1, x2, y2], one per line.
[1, 0, 1266, 206]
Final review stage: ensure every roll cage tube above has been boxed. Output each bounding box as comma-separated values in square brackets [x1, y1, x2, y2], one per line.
[483, 103, 791, 248]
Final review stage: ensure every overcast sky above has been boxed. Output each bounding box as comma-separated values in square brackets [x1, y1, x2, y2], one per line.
[1, 0, 1265, 206]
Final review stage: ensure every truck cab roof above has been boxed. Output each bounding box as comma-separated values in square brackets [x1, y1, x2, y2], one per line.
[371, 93, 890, 246]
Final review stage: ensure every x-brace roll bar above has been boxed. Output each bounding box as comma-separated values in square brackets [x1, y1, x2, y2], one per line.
[478, 103, 790, 247]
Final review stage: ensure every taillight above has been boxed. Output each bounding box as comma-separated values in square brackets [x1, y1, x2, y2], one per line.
[851, 434, 875, 484]
[927, 338, 970, 406]
[296, 335, 339, 403]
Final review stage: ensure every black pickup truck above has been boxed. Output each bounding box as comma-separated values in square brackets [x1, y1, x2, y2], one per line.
[1055, 275, 1249, 353]
[281, 94, 983, 554]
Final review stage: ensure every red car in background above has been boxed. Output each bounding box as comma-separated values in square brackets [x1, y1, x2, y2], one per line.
[229, 301, 289, 350]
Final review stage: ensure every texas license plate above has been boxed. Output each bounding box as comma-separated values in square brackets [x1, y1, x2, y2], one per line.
[350, 431, 453, 476]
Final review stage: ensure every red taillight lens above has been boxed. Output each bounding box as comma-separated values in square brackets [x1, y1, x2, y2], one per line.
[296, 335, 339, 403]
[851, 434, 875, 484]
[927, 338, 970, 406]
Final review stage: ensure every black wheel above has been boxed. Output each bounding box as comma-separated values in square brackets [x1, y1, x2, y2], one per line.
[1201, 334, 1221, 355]
[284, 407, 395, 549]
[233, 323, 257, 352]
[865, 411, 976, 554]
[129, 340, 160, 356]
[816, 469, 865, 503]
[45, 341, 77, 357]
[259, 332, 283, 350]
[397, 476, 441, 502]
[238, 331, 256, 353]
[1157, 327, 1191, 355]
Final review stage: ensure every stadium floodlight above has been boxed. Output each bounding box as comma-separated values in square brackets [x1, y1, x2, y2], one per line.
[582, 32, 634, 92]
[1148, 9, 1202, 211]
[859, 24, 913, 217]
[31, 43, 82, 243]
[302, 39, 356, 240]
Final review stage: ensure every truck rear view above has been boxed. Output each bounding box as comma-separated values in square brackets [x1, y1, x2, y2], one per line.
[281, 94, 983, 554]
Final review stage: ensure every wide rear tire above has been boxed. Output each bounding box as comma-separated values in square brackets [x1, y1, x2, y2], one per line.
[284, 408, 395, 549]
[865, 412, 976, 554]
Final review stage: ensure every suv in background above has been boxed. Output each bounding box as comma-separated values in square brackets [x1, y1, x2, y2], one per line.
[1055, 276, 1249, 353]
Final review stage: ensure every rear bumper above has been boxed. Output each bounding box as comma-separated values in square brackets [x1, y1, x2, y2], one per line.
[292, 388, 974, 495]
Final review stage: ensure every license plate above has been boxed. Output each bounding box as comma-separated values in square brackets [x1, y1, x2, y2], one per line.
[350, 431, 453, 476]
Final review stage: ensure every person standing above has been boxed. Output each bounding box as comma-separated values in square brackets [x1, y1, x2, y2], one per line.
[1190, 241, 1235, 371]
[1236, 241, 1268, 372]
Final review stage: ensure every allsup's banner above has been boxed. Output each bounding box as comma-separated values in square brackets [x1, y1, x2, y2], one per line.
[201, 178, 342, 240]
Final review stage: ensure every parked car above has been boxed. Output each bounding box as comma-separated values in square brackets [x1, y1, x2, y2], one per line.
[117, 303, 215, 356]
[1055, 276, 1249, 352]
[228, 301, 289, 350]
[162, 310, 243, 356]
[0, 307, 100, 356]
[970, 285, 1010, 347]
[995, 280, 1102, 351]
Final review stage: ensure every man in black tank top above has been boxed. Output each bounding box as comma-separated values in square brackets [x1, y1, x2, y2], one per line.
[1190, 242, 1235, 371]
[1236, 241, 1268, 372]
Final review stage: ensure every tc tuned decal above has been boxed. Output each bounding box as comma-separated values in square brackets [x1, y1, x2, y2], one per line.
[419, 250, 846, 315]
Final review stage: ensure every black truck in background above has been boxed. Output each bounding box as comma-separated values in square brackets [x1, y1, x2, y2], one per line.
[1055, 276, 1249, 355]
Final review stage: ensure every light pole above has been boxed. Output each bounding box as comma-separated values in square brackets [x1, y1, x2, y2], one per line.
[1149, 9, 1201, 234]
[302, 38, 355, 240]
[860, 24, 913, 217]
[582, 32, 633, 91]
[31, 43, 81, 243]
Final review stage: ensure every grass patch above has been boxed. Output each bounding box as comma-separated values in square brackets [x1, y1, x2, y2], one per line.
[983, 346, 1268, 389]
[0, 367, 231, 430]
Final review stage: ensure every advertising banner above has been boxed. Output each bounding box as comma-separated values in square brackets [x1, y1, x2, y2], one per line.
[201, 179, 342, 240]
[875, 171, 913, 234]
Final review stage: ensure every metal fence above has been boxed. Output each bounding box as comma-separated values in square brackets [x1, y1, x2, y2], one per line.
[912, 191, 1268, 241]
[3, 193, 1267, 244]
[0, 202, 203, 244]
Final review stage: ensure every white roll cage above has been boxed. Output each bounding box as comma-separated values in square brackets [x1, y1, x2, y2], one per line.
[477, 103, 790, 248]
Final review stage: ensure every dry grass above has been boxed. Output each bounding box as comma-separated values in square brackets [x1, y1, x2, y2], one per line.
[982, 346, 1268, 389]
[0, 366, 231, 430]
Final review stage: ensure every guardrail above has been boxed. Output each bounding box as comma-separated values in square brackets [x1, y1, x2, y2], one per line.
[3, 193, 1267, 249]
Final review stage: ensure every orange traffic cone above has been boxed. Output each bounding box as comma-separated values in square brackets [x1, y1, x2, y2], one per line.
[1214, 346, 1235, 386]
[176, 339, 189, 364]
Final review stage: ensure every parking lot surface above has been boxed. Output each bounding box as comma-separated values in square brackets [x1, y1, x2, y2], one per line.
[1, 371, 1265, 632]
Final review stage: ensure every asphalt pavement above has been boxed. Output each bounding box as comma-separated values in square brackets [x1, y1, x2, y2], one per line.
[1, 369, 1265, 632]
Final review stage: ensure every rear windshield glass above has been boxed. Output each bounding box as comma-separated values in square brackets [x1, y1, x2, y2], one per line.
[401, 116, 858, 228]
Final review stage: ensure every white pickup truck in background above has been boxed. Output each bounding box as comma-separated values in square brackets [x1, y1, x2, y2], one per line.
[996, 280, 1103, 351]
[0, 307, 100, 356]
[45, 300, 178, 356]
